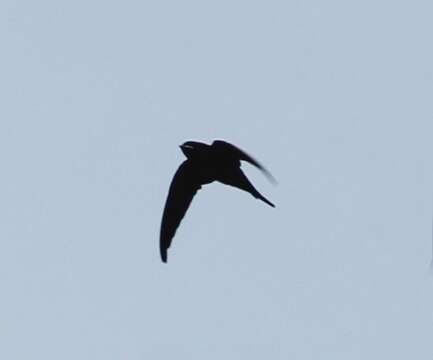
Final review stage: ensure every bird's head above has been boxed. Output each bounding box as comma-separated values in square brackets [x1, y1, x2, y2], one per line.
[179, 141, 208, 159]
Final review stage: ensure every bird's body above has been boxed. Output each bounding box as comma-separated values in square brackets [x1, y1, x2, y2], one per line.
[160, 140, 275, 263]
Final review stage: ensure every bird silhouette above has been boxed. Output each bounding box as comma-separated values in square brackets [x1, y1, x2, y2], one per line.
[159, 140, 276, 263]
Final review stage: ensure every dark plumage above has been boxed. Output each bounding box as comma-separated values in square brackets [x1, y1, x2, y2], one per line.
[159, 140, 276, 263]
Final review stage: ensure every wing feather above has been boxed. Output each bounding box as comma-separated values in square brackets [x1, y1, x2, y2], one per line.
[160, 161, 201, 263]
[212, 140, 276, 184]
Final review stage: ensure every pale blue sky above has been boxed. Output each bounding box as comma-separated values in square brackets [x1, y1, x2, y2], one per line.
[1, 1, 432, 359]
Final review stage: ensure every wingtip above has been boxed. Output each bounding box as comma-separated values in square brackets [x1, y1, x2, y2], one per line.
[266, 172, 278, 186]
[161, 249, 168, 263]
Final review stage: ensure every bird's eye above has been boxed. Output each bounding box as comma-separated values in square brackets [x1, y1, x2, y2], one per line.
[183, 144, 194, 149]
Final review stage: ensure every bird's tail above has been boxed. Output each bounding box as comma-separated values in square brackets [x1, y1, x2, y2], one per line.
[218, 168, 275, 208]
[254, 192, 275, 208]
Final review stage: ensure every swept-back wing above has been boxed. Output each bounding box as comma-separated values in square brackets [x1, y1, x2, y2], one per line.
[160, 161, 201, 262]
[212, 140, 276, 184]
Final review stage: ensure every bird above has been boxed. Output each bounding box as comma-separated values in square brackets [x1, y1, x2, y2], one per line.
[159, 140, 276, 263]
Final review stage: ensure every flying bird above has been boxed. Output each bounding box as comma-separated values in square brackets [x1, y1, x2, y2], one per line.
[159, 140, 276, 263]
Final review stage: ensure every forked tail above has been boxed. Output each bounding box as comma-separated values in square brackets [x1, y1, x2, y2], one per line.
[254, 191, 275, 208]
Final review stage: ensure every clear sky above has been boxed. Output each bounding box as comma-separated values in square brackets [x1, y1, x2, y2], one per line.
[1, 0, 432, 359]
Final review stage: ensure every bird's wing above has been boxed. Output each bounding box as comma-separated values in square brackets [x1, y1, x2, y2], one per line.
[211, 140, 276, 184]
[160, 160, 201, 263]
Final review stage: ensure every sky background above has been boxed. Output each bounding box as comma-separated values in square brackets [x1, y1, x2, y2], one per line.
[1, 0, 433, 359]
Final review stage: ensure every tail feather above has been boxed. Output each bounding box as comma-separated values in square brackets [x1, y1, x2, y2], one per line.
[217, 168, 275, 208]
[255, 193, 275, 208]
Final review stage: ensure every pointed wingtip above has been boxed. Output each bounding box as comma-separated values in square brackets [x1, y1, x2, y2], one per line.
[161, 249, 168, 263]
[213, 140, 277, 184]
[264, 171, 278, 186]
